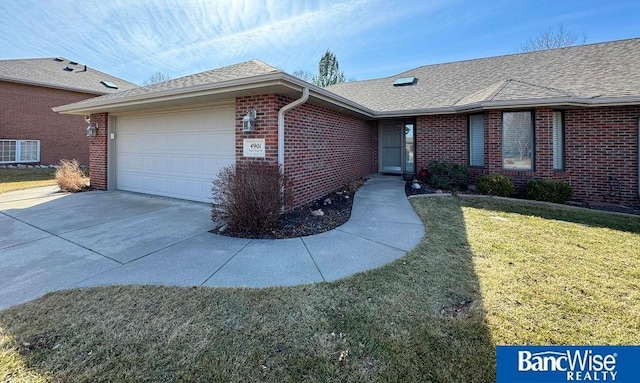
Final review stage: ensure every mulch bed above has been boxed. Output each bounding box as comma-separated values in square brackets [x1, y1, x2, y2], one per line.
[215, 182, 364, 239]
[405, 180, 640, 216]
[215, 178, 638, 240]
[405, 180, 439, 196]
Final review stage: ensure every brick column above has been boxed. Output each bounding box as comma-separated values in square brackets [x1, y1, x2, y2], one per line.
[88, 112, 109, 189]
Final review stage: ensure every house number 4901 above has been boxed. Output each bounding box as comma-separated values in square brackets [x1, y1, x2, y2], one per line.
[243, 138, 266, 158]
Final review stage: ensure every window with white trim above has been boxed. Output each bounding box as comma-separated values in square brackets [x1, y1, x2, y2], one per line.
[469, 114, 484, 167]
[502, 111, 534, 171]
[552, 111, 564, 171]
[0, 140, 40, 163]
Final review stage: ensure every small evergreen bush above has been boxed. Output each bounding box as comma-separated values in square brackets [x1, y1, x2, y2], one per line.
[426, 161, 469, 190]
[211, 163, 289, 234]
[526, 179, 573, 204]
[475, 175, 515, 197]
[55, 159, 89, 192]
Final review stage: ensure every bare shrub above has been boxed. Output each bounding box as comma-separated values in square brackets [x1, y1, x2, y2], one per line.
[212, 163, 289, 234]
[55, 159, 89, 192]
[344, 178, 366, 194]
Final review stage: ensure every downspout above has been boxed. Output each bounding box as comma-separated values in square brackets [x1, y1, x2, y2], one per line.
[278, 87, 309, 172]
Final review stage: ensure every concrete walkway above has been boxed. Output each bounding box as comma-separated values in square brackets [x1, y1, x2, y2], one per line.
[0, 175, 424, 310]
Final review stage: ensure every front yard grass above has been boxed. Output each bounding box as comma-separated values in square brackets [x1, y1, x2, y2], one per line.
[1, 196, 638, 382]
[0, 168, 57, 194]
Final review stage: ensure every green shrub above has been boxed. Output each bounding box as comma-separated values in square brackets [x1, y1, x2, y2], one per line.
[426, 161, 469, 190]
[55, 159, 89, 192]
[475, 175, 515, 197]
[526, 179, 573, 204]
[211, 163, 289, 234]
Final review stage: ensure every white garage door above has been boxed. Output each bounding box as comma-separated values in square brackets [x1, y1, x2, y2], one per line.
[115, 105, 235, 202]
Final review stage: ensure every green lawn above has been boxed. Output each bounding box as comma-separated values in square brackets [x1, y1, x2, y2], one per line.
[1, 196, 638, 382]
[0, 168, 57, 194]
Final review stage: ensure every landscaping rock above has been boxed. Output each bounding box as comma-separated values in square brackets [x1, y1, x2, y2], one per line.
[311, 209, 324, 216]
[323, 198, 332, 205]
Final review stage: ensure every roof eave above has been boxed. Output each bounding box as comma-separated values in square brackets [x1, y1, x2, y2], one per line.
[0, 76, 109, 96]
[374, 96, 640, 117]
[53, 73, 289, 114]
[54, 72, 377, 118]
[458, 96, 640, 111]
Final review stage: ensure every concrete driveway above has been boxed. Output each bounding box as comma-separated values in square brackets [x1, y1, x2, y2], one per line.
[0, 175, 424, 310]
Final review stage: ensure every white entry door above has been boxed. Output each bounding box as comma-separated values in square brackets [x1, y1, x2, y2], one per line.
[114, 105, 235, 202]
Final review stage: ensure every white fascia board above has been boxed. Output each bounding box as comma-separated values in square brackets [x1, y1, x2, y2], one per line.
[264, 72, 376, 117]
[53, 73, 288, 114]
[54, 72, 377, 118]
[374, 96, 640, 117]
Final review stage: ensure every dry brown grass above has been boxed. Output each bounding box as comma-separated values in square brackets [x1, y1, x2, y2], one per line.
[0, 168, 57, 193]
[55, 159, 89, 192]
[1, 197, 637, 382]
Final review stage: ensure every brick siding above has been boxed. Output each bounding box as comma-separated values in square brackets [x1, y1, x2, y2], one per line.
[236, 94, 376, 208]
[415, 114, 468, 169]
[87, 94, 638, 207]
[88, 113, 109, 189]
[416, 106, 639, 206]
[0, 80, 96, 165]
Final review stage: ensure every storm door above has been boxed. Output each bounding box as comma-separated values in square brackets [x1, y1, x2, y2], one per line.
[379, 120, 415, 174]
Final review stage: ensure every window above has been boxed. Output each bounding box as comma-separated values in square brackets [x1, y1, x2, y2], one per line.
[502, 111, 534, 171]
[0, 140, 40, 163]
[553, 111, 564, 171]
[469, 114, 484, 167]
[404, 123, 415, 173]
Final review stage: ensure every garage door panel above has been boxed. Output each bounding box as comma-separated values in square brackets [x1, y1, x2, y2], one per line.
[115, 106, 235, 202]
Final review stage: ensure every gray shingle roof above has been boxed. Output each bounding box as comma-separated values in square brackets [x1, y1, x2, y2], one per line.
[60, 59, 281, 109]
[327, 38, 640, 112]
[54, 38, 640, 116]
[0, 57, 138, 94]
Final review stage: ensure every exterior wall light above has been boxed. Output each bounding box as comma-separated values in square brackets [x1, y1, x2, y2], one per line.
[86, 121, 98, 137]
[242, 109, 257, 132]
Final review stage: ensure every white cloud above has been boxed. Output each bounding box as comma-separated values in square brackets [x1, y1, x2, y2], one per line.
[0, 0, 439, 82]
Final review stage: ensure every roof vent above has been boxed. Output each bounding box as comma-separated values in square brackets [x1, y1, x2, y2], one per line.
[101, 80, 118, 89]
[54, 57, 64, 62]
[63, 66, 74, 72]
[393, 77, 417, 86]
[69, 61, 78, 65]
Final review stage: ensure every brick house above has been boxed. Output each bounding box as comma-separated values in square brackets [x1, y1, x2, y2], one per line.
[54, 38, 640, 208]
[0, 58, 137, 166]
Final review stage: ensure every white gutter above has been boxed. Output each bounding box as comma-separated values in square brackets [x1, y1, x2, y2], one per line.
[277, 87, 309, 170]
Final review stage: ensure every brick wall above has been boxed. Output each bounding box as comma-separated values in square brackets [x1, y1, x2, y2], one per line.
[235, 94, 280, 165]
[563, 106, 639, 204]
[415, 114, 468, 170]
[283, 99, 376, 207]
[0, 80, 96, 165]
[416, 106, 640, 206]
[235, 94, 376, 208]
[88, 113, 109, 189]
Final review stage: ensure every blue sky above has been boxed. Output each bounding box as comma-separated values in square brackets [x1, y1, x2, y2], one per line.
[1, 0, 639, 85]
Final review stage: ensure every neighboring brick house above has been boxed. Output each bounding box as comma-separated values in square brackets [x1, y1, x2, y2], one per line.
[0, 58, 137, 166]
[54, 38, 640, 208]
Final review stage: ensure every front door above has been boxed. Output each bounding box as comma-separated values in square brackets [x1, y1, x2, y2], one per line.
[379, 121, 415, 174]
